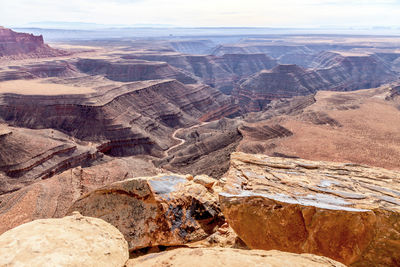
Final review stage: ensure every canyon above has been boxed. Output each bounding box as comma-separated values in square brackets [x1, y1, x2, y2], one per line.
[0, 27, 399, 266]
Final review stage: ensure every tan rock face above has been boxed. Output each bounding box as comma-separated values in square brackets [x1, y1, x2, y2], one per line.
[68, 174, 224, 251]
[220, 152, 400, 266]
[126, 247, 345, 267]
[0, 212, 129, 267]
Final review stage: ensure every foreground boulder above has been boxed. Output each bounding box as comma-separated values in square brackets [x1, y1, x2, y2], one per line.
[127, 247, 345, 267]
[0, 212, 128, 267]
[220, 152, 400, 266]
[68, 174, 224, 250]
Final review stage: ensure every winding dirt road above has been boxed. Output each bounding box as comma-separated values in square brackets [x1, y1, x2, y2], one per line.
[165, 121, 211, 156]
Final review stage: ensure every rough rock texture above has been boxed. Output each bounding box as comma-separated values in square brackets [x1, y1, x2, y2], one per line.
[76, 58, 198, 84]
[212, 43, 312, 58]
[68, 174, 224, 251]
[234, 53, 397, 112]
[123, 52, 277, 94]
[239, 85, 400, 170]
[0, 76, 238, 195]
[0, 26, 67, 59]
[156, 117, 243, 178]
[0, 60, 79, 81]
[0, 79, 237, 153]
[127, 248, 345, 267]
[167, 40, 216, 54]
[0, 212, 129, 267]
[0, 156, 158, 234]
[220, 152, 400, 266]
[0, 125, 101, 194]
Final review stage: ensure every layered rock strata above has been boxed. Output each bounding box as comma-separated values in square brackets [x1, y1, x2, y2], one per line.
[156, 118, 243, 178]
[220, 152, 400, 266]
[0, 125, 100, 194]
[0, 79, 237, 152]
[234, 53, 397, 112]
[76, 58, 198, 84]
[238, 85, 400, 170]
[122, 52, 277, 94]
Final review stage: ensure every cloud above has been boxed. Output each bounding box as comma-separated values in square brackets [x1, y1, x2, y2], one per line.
[1, 0, 399, 28]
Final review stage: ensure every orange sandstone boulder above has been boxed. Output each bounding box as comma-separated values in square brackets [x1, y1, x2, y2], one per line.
[220, 152, 400, 266]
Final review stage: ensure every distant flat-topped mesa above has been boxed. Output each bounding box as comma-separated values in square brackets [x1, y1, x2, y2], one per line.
[220, 152, 400, 266]
[0, 27, 67, 59]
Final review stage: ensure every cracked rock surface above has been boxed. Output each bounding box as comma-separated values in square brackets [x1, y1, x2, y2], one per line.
[220, 152, 400, 266]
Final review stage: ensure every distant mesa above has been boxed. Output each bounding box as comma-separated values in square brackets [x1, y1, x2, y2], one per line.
[0, 26, 68, 59]
[233, 52, 397, 112]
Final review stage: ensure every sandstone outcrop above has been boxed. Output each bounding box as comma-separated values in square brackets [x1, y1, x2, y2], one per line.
[68, 174, 224, 251]
[220, 152, 400, 266]
[0, 26, 67, 59]
[0, 212, 129, 267]
[127, 248, 345, 267]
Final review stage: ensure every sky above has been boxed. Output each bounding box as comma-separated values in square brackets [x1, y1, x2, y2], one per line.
[1, 0, 400, 28]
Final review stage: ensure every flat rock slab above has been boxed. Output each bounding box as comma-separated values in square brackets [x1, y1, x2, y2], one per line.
[69, 174, 223, 251]
[0, 212, 129, 267]
[127, 247, 345, 267]
[220, 152, 400, 266]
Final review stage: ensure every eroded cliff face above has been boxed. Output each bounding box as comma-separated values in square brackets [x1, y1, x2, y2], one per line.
[76, 58, 198, 84]
[234, 52, 397, 112]
[155, 118, 243, 178]
[220, 152, 400, 266]
[0, 79, 236, 147]
[0, 26, 67, 59]
[0, 77, 240, 194]
[122, 52, 277, 94]
[233, 65, 318, 112]
[167, 40, 216, 54]
[238, 85, 400, 170]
